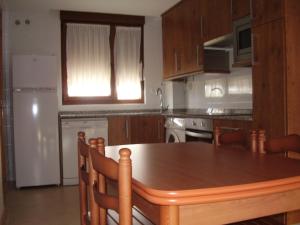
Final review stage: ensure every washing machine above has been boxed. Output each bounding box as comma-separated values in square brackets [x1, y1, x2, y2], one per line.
[165, 117, 186, 143]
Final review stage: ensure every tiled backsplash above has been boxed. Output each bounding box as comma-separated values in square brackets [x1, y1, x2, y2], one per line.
[164, 67, 252, 109]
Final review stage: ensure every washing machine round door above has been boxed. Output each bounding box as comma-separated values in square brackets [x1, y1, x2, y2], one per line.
[166, 129, 180, 143]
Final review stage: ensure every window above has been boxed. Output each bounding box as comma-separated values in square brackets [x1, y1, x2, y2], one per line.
[61, 11, 145, 104]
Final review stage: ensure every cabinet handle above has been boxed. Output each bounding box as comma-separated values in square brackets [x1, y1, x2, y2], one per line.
[251, 33, 258, 64]
[230, 0, 233, 16]
[200, 16, 204, 38]
[174, 51, 181, 72]
[125, 119, 129, 139]
[196, 45, 200, 66]
[158, 121, 161, 140]
[250, 0, 254, 19]
[174, 51, 178, 72]
[178, 52, 181, 71]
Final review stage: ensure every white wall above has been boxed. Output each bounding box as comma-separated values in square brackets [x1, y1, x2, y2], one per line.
[8, 10, 163, 111]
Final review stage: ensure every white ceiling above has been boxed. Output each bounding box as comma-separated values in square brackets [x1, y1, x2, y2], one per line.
[5, 0, 181, 16]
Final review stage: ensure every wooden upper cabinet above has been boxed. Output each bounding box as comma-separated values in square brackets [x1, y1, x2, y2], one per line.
[251, 0, 284, 27]
[232, 0, 250, 20]
[252, 19, 286, 138]
[130, 115, 165, 144]
[181, 0, 203, 74]
[202, 0, 232, 42]
[162, 9, 176, 79]
[162, 0, 203, 79]
[108, 116, 131, 146]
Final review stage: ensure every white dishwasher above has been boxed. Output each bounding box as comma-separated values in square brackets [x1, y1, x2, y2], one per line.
[61, 118, 108, 185]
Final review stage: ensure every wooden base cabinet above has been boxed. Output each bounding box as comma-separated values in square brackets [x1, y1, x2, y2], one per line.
[108, 115, 165, 146]
[131, 116, 165, 144]
[108, 116, 131, 146]
[252, 0, 300, 138]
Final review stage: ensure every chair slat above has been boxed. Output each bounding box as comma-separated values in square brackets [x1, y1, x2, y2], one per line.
[81, 169, 89, 185]
[90, 148, 119, 181]
[93, 183, 119, 211]
[264, 134, 300, 153]
[79, 140, 89, 157]
[219, 129, 247, 145]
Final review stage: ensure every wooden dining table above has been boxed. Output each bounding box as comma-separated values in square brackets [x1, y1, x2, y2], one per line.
[105, 142, 300, 225]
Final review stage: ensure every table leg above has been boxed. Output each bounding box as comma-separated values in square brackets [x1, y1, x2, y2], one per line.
[160, 205, 179, 225]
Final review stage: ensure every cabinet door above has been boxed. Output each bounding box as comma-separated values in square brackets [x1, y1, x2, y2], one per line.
[232, 0, 250, 20]
[131, 116, 165, 144]
[162, 0, 203, 79]
[203, 0, 232, 42]
[162, 10, 176, 79]
[162, 5, 184, 79]
[252, 20, 286, 138]
[108, 116, 131, 145]
[251, 0, 283, 27]
[181, 0, 203, 73]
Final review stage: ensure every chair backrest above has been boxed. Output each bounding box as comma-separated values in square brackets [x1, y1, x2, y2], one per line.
[78, 131, 90, 225]
[88, 138, 132, 225]
[214, 127, 257, 152]
[258, 130, 300, 156]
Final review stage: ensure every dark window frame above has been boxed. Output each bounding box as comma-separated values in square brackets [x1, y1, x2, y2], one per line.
[60, 11, 145, 105]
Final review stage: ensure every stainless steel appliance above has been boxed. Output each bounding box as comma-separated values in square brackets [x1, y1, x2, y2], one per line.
[185, 118, 213, 143]
[233, 16, 251, 65]
[165, 117, 213, 144]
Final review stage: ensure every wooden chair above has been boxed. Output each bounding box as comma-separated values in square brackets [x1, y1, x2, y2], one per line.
[257, 130, 300, 158]
[214, 127, 258, 152]
[79, 135, 153, 225]
[255, 130, 300, 225]
[214, 128, 285, 225]
[88, 137, 133, 225]
[78, 132, 90, 225]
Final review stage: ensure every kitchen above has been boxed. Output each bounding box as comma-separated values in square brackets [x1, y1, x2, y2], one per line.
[1, 0, 300, 225]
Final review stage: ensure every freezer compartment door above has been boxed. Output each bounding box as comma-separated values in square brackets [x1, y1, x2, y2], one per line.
[13, 91, 60, 187]
[12, 55, 57, 88]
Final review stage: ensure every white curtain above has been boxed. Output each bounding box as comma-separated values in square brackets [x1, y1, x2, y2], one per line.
[205, 78, 226, 98]
[228, 75, 252, 95]
[114, 26, 142, 100]
[66, 23, 111, 97]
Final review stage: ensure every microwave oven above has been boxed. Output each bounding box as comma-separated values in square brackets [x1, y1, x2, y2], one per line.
[233, 16, 251, 66]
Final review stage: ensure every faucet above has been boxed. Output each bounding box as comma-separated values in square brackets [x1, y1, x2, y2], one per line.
[156, 88, 168, 112]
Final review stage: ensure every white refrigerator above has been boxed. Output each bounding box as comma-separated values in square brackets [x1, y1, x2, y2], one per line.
[13, 55, 60, 188]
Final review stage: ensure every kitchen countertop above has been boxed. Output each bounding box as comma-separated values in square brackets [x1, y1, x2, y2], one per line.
[59, 108, 252, 121]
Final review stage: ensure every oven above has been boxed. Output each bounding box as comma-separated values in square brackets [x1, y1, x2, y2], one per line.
[185, 118, 214, 144]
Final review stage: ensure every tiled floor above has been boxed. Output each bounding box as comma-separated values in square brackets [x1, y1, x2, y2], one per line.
[5, 185, 80, 225]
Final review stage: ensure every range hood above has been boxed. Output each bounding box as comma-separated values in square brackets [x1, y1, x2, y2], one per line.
[203, 33, 233, 73]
